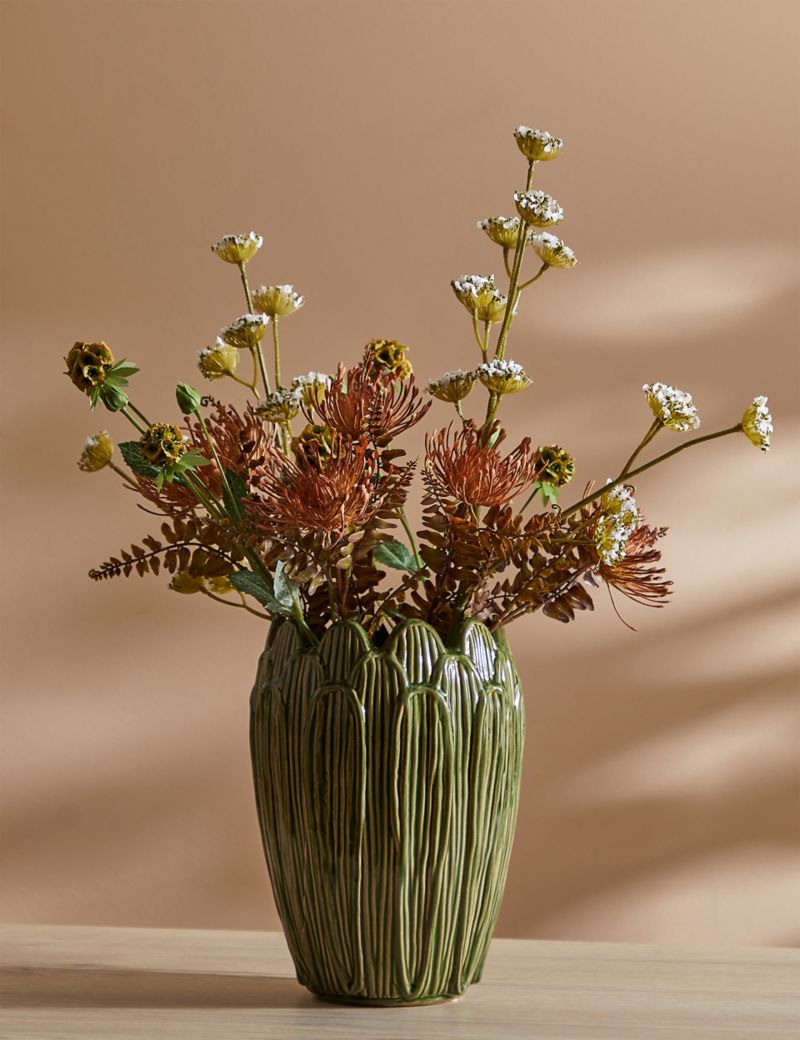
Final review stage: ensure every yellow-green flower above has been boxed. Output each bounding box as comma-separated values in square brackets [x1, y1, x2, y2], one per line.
[170, 571, 207, 594]
[291, 372, 330, 409]
[140, 423, 186, 466]
[364, 339, 412, 378]
[65, 341, 114, 393]
[529, 232, 578, 269]
[197, 339, 240, 380]
[514, 190, 564, 228]
[476, 358, 531, 395]
[252, 284, 304, 318]
[451, 275, 509, 324]
[643, 382, 700, 432]
[477, 216, 524, 250]
[291, 423, 334, 462]
[741, 395, 773, 452]
[211, 232, 263, 265]
[78, 431, 114, 473]
[220, 313, 270, 351]
[206, 575, 235, 595]
[255, 388, 303, 422]
[513, 126, 563, 163]
[427, 369, 476, 403]
[535, 445, 575, 487]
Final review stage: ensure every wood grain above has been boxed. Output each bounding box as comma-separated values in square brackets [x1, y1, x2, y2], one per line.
[1, 925, 798, 1039]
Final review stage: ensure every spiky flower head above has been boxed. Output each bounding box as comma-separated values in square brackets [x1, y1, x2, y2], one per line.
[220, 313, 270, 351]
[476, 358, 532, 395]
[594, 484, 640, 566]
[535, 445, 575, 487]
[291, 371, 331, 409]
[211, 232, 263, 265]
[255, 388, 303, 423]
[78, 431, 114, 473]
[514, 190, 564, 228]
[513, 126, 563, 163]
[65, 341, 114, 393]
[251, 284, 304, 318]
[451, 274, 509, 324]
[425, 423, 536, 508]
[427, 369, 476, 404]
[741, 395, 773, 452]
[197, 339, 239, 381]
[529, 232, 577, 269]
[643, 382, 700, 432]
[139, 423, 186, 467]
[291, 422, 334, 463]
[477, 216, 525, 251]
[364, 339, 412, 378]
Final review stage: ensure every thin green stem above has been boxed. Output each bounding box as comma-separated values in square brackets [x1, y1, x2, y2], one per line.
[229, 369, 258, 394]
[398, 506, 423, 570]
[237, 262, 254, 312]
[494, 159, 535, 363]
[120, 407, 146, 435]
[108, 461, 139, 488]
[127, 401, 152, 428]
[272, 317, 283, 389]
[194, 407, 240, 519]
[502, 247, 513, 279]
[455, 400, 465, 423]
[181, 468, 226, 521]
[518, 262, 549, 290]
[620, 419, 662, 478]
[472, 313, 487, 360]
[202, 587, 270, 620]
[237, 261, 271, 396]
[519, 483, 539, 513]
[562, 424, 743, 520]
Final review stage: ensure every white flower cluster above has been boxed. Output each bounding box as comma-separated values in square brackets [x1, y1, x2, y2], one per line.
[291, 371, 331, 408]
[514, 190, 564, 228]
[477, 216, 523, 250]
[197, 338, 239, 380]
[594, 484, 639, 567]
[513, 127, 563, 162]
[450, 274, 509, 323]
[427, 369, 476, 403]
[476, 358, 531, 394]
[529, 231, 578, 269]
[256, 387, 303, 422]
[741, 395, 773, 452]
[643, 382, 701, 432]
[252, 284, 305, 318]
[220, 313, 270, 350]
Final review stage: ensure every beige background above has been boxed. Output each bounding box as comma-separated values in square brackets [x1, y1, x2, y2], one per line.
[1, 0, 798, 946]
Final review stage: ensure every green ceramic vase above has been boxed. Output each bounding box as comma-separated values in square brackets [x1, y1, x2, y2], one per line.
[249, 616, 525, 1006]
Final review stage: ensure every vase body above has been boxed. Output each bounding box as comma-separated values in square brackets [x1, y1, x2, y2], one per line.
[249, 616, 525, 1006]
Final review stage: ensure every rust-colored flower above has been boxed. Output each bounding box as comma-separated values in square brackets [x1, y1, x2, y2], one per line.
[250, 436, 378, 538]
[599, 523, 672, 608]
[313, 361, 431, 447]
[424, 423, 536, 508]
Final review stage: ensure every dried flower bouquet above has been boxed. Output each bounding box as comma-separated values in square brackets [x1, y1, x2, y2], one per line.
[67, 125, 773, 644]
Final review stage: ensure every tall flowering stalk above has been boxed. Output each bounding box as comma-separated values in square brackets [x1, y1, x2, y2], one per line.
[66, 125, 774, 640]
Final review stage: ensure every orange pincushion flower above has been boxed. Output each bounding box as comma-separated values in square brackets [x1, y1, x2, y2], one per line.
[424, 423, 536, 508]
[313, 361, 431, 447]
[250, 436, 377, 538]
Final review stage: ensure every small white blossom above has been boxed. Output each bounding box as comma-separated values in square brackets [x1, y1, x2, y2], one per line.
[595, 484, 639, 566]
[476, 358, 531, 395]
[529, 231, 578, 269]
[255, 387, 303, 422]
[514, 190, 564, 228]
[427, 369, 476, 403]
[477, 216, 524, 250]
[513, 126, 563, 162]
[451, 274, 509, 323]
[741, 395, 773, 452]
[220, 313, 270, 350]
[643, 382, 701, 432]
[210, 232, 263, 264]
[252, 284, 305, 318]
[291, 371, 331, 408]
[197, 338, 239, 380]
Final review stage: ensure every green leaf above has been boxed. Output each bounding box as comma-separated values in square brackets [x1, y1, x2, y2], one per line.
[229, 569, 285, 614]
[273, 560, 299, 610]
[222, 469, 247, 515]
[99, 384, 129, 412]
[373, 539, 418, 573]
[104, 359, 139, 388]
[534, 481, 559, 506]
[155, 470, 165, 491]
[175, 450, 213, 471]
[119, 441, 160, 478]
[176, 382, 202, 415]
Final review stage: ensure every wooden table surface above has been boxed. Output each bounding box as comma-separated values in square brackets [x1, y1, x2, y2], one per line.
[1, 925, 798, 1039]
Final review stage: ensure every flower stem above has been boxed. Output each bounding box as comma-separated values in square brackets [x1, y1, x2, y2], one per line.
[562, 424, 743, 519]
[518, 262, 549, 290]
[127, 401, 152, 428]
[194, 407, 241, 520]
[108, 461, 139, 488]
[202, 587, 270, 620]
[120, 407, 146, 435]
[237, 262, 271, 396]
[398, 506, 423, 570]
[272, 317, 283, 389]
[620, 419, 662, 478]
[494, 159, 535, 363]
[472, 313, 487, 360]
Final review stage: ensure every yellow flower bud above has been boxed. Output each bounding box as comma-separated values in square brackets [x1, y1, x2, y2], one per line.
[513, 126, 563, 163]
[534, 445, 575, 487]
[140, 423, 186, 466]
[291, 372, 331, 409]
[364, 339, 413, 378]
[427, 369, 476, 404]
[78, 431, 114, 472]
[529, 232, 578, 269]
[220, 314, 269, 351]
[197, 339, 240, 380]
[476, 359, 532, 395]
[741, 396, 773, 452]
[170, 571, 206, 594]
[477, 216, 525, 250]
[451, 275, 510, 324]
[255, 389, 303, 423]
[211, 232, 263, 264]
[514, 190, 564, 228]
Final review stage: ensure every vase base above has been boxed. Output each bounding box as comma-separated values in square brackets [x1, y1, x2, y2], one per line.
[313, 991, 460, 1007]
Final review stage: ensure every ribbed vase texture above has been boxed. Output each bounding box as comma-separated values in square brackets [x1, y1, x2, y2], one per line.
[250, 617, 525, 1005]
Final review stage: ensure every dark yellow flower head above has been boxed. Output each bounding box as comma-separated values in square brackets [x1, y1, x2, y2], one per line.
[139, 423, 186, 467]
[65, 341, 114, 394]
[535, 445, 575, 488]
[364, 339, 412, 379]
[291, 423, 334, 463]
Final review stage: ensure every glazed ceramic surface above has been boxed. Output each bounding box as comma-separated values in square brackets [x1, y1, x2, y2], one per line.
[250, 617, 525, 1005]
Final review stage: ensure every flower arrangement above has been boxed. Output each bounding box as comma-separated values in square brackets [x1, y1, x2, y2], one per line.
[66, 125, 773, 643]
